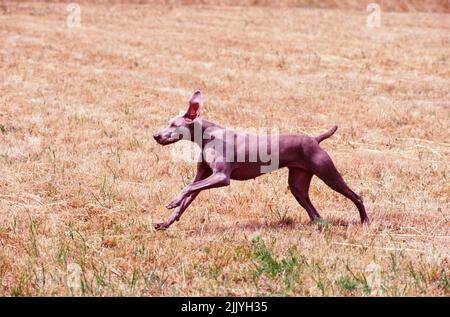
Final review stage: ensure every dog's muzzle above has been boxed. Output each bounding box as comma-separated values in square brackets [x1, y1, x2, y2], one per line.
[153, 133, 163, 142]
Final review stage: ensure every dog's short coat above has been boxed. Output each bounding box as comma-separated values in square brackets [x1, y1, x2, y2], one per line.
[153, 91, 368, 229]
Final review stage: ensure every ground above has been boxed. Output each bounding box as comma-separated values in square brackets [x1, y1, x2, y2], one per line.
[0, 1, 449, 296]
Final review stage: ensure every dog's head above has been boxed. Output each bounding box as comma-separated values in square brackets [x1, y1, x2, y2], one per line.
[153, 90, 202, 145]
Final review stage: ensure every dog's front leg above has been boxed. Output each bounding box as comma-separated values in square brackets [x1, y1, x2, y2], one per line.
[155, 161, 212, 230]
[154, 191, 199, 230]
[165, 170, 230, 209]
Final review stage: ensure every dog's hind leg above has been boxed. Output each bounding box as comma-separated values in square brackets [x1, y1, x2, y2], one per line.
[310, 149, 368, 223]
[288, 168, 321, 222]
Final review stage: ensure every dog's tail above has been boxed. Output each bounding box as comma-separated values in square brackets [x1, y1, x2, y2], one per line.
[315, 125, 338, 143]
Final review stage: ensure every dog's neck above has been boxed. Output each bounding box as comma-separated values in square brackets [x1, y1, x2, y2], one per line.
[190, 119, 224, 147]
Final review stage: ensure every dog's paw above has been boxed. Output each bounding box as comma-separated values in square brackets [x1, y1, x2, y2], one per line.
[165, 198, 181, 209]
[361, 216, 370, 225]
[154, 222, 169, 230]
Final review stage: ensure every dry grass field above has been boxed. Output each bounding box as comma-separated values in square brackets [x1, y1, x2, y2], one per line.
[0, 1, 449, 296]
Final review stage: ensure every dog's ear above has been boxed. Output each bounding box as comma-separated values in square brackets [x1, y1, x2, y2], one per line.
[185, 90, 202, 120]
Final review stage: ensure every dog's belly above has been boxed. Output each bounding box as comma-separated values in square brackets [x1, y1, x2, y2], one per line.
[229, 160, 309, 181]
[230, 163, 269, 180]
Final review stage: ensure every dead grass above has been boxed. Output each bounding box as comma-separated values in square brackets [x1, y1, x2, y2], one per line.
[0, 1, 449, 296]
[23, 0, 450, 13]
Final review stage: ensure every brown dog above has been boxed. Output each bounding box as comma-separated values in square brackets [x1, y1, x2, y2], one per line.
[153, 91, 368, 229]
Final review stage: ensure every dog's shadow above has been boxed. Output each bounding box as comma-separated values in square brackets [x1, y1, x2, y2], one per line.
[193, 217, 352, 235]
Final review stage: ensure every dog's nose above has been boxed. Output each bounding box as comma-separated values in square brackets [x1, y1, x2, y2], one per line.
[153, 133, 161, 141]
